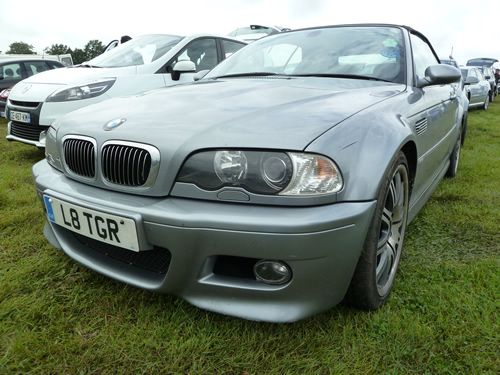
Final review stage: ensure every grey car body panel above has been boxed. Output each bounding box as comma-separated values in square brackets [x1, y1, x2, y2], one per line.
[32, 24, 465, 322]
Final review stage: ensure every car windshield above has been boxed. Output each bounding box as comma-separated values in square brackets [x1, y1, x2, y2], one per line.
[207, 26, 405, 84]
[88, 34, 183, 68]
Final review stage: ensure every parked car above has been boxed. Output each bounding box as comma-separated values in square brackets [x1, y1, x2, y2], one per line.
[479, 65, 498, 101]
[6, 34, 247, 148]
[440, 56, 467, 94]
[466, 57, 498, 67]
[440, 56, 459, 69]
[33, 24, 465, 323]
[227, 24, 290, 42]
[461, 66, 491, 110]
[0, 59, 66, 117]
[496, 68, 500, 95]
[0, 86, 12, 118]
[0, 53, 73, 67]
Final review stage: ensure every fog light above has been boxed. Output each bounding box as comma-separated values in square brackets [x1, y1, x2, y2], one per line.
[253, 260, 292, 285]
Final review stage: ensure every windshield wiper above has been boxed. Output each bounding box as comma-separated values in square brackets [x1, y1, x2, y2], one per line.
[212, 72, 391, 82]
[292, 73, 392, 82]
[212, 72, 287, 79]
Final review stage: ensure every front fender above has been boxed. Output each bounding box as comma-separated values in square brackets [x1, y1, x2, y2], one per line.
[305, 101, 416, 202]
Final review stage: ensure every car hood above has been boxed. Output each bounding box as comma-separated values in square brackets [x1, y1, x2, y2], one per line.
[9, 66, 138, 101]
[58, 78, 404, 152]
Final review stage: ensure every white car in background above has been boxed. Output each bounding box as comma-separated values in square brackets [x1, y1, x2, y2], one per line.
[461, 66, 491, 110]
[6, 33, 247, 148]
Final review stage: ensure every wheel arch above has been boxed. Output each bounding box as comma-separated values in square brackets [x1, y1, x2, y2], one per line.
[306, 117, 417, 203]
[401, 140, 417, 196]
[460, 110, 468, 145]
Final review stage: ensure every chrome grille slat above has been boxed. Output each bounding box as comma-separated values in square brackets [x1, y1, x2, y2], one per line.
[139, 149, 149, 185]
[84, 141, 93, 177]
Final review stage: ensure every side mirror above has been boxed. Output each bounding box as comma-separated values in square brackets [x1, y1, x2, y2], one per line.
[417, 64, 461, 88]
[194, 70, 210, 81]
[484, 75, 491, 80]
[464, 76, 479, 85]
[171, 60, 196, 81]
[417, 64, 462, 88]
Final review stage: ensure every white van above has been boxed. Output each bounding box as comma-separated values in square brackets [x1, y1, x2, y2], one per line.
[6, 34, 246, 148]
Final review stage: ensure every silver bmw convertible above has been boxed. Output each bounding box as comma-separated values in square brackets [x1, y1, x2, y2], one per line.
[33, 24, 467, 322]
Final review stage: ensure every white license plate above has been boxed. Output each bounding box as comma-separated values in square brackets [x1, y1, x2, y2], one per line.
[44, 195, 140, 252]
[10, 110, 31, 123]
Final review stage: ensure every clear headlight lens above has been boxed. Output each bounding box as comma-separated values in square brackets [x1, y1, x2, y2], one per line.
[177, 150, 343, 196]
[281, 153, 343, 195]
[46, 78, 116, 102]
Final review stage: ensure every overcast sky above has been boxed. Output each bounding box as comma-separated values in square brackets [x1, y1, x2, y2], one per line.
[0, 0, 498, 67]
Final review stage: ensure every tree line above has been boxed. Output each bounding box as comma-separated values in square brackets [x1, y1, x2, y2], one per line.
[3, 41, 107, 65]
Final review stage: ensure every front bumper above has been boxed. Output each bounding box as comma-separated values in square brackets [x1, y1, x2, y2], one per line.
[5, 100, 47, 147]
[6, 99, 87, 148]
[6, 120, 48, 148]
[33, 160, 376, 322]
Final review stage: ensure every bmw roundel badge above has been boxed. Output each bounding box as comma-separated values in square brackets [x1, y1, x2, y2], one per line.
[103, 118, 127, 131]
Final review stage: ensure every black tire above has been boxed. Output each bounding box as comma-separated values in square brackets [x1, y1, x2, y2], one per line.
[446, 131, 462, 178]
[344, 152, 409, 310]
[461, 114, 467, 146]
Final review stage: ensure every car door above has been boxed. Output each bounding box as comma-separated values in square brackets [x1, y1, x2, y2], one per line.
[23, 60, 52, 77]
[162, 38, 246, 84]
[409, 33, 459, 198]
[220, 38, 247, 60]
[476, 69, 490, 101]
[468, 68, 483, 104]
[164, 38, 218, 84]
[0, 61, 23, 91]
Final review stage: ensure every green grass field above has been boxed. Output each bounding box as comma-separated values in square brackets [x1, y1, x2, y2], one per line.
[1, 101, 499, 374]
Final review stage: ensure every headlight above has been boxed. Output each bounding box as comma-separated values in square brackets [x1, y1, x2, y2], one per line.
[46, 78, 116, 102]
[176, 150, 343, 196]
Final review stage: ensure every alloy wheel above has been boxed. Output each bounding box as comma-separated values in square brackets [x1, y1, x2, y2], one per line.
[376, 164, 409, 296]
